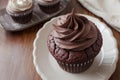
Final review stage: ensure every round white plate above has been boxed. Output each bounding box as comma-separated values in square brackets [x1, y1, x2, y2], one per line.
[78, 0, 120, 32]
[33, 14, 118, 80]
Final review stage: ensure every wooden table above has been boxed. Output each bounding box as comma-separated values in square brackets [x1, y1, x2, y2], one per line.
[0, 0, 119, 80]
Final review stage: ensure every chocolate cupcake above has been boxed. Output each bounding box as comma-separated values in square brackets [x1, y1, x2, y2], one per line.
[47, 11, 103, 73]
[6, 0, 33, 24]
[37, 0, 60, 14]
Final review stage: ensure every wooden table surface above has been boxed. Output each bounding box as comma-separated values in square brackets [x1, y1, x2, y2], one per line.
[0, 0, 120, 80]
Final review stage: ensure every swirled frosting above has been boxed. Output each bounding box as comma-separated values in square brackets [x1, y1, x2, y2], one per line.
[7, 0, 33, 13]
[52, 12, 98, 51]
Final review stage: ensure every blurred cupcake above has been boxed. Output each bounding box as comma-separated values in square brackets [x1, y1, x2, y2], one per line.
[6, 0, 33, 24]
[37, 0, 60, 14]
[47, 11, 103, 73]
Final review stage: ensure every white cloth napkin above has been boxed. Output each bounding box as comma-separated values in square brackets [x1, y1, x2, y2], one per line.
[78, 0, 120, 32]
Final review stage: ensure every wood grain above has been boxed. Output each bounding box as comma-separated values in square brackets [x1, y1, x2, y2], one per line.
[0, 0, 119, 80]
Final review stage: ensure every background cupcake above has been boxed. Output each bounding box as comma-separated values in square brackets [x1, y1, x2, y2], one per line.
[37, 0, 60, 14]
[6, 0, 33, 24]
[47, 11, 103, 73]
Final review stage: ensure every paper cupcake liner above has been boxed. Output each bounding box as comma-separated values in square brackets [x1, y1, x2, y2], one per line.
[57, 59, 94, 73]
[38, 1, 60, 14]
[10, 10, 33, 24]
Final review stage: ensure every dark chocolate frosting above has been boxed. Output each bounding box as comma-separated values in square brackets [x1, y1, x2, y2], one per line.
[52, 11, 98, 51]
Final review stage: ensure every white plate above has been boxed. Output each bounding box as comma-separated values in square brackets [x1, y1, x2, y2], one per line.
[78, 0, 120, 32]
[33, 14, 118, 80]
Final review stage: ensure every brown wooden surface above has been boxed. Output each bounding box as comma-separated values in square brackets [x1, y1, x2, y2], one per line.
[0, 0, 119, 80]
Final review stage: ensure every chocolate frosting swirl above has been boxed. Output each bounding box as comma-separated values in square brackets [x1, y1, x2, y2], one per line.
[52, 12, 98, 51]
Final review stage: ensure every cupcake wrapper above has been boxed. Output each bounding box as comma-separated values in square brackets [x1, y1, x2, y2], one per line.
[38, 2, 60, 14]
[7, 9, 33, 24]
[57, 59, 94, 73]
[11, 10, 32, 24]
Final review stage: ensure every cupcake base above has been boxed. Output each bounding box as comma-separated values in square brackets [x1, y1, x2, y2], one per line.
[6, 9, 33, 24]
[11, 11, 32, 24]
[57, 59, 94, 73]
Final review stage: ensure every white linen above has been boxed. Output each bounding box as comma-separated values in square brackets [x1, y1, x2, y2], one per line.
[78, 0, 120, 32]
